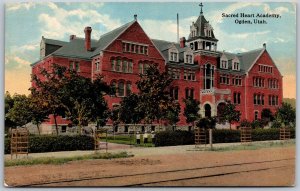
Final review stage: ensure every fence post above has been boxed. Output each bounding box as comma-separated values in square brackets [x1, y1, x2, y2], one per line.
[209, 129, 213, 150]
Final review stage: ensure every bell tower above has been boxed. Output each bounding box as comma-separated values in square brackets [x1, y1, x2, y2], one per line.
[187, 3, 218, 52]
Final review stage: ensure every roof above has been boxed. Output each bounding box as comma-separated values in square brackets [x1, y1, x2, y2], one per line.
[43, 38, 68, 47]
[91, 21, 135, 56]
[188, 14, 218, 41]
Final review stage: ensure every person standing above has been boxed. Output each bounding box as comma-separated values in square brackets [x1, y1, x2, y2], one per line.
[136, 131, 140, 144]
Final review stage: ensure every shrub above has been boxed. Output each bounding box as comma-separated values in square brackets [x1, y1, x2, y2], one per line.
[154, 128, 295, 147]
[155, 130, 194, 147]
[5, 135, 94, 154]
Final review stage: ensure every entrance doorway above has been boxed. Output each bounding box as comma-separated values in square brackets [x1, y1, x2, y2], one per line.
[204, 104, 211, 118]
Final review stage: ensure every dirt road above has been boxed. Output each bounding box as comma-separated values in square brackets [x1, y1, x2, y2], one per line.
[4, 146, 295, 187]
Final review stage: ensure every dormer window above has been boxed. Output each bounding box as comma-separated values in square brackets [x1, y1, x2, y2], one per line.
[233, 62, 240, 71]
[220, 60, 228, 69]
[185, 55, 193, 64]
[170, 52, 177, 62]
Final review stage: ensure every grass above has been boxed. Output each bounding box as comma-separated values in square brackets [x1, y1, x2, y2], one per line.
[189, 140, 295, 152]
[5, 152, 133, 167]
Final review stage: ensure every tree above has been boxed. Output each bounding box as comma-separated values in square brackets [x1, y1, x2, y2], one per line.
[5, 92, 17, 130]
[30, 64, 68, 135]
[261, 108, 274, 124]
[196, 117, 217, 129]
[275, 102, 296, 128]
[110, 105, 120, 135]
[240, 119, 251, 128]
[136, 64, 174, 127]
[61, 73, 110, 134]
[6, 94, 32, 128]
[119, 94, 144, 131]
[164, 101, 181, 130]
[183, 98, 200, 128]
[217, 101, 241, 129]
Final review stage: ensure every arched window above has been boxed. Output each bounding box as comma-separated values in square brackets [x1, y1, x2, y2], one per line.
[138, 62, 143, 74]
[122, 60, 128, 73]
[126, 82, 132, 96]
[254, 94, 257, 105]
[128, 60, 133, 73]
[110, 81, 116, 96]
[111, 58, 115, 71]
[118, 81, 125, 97]
[254, 111, 259, 120]
[116, 58, 121, 72]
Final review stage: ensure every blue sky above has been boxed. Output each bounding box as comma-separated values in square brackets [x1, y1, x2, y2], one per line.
[4, 1, 296, 98]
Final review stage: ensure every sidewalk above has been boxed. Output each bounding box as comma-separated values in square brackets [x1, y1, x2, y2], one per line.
[5, 140, 294, 160]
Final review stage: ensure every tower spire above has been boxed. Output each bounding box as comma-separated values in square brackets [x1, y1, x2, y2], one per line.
[199, 2, 203, 15]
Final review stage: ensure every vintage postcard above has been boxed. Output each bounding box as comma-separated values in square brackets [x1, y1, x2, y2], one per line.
[4, 1, 296, 187]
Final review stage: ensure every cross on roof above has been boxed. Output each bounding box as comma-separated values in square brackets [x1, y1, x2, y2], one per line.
[199, 2, 203, 15]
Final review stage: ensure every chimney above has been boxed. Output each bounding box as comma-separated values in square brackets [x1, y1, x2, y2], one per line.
[70, 35, 76, 41]
[180, 37, 186, 48]
[263, 43, 266, 49]
[84, 26, 92, 51]
[134, 14, 137, 21]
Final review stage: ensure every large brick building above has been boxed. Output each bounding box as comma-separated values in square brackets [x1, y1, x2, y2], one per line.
[31, 6, 282, 133]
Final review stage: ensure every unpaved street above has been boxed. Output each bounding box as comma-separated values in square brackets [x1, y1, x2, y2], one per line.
[5, 146, 295, 187]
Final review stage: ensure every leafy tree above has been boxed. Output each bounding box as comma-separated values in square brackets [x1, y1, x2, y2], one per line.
[183, 98, 200, 128]
[119, 94, 144, 131]
[217, 100, 241, 129]
[196, 117, 217, 129]
[240, 119, 251, 128]
[251, 119, 264, 129]
[275, 102, 296, 128]
[136, 64, 174, 127]
[5, 92, 17, 130]
[261, 108, 274, 122]
[6, 94, 32, 127]
[30, 64, 68, 135]
[29, 93, 49, 135]
[164, 101, 181, 130]
[61, 73, 110, 134]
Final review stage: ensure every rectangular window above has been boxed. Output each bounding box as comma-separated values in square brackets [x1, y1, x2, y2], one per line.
[138, 63, 143, 74]
[126, 43, 130, 52]
[95, 62, 100, 71]
[190, 89, 194, 99]
[122, 61, 127, 73]
[140, 46, 144, 54]
[238, 93, 241, 104]
[111, 60, 115, 71]
[126, 83, 131, 96]
[122, 43, 126, 52]
[144, 47, 148, 55]
[128, 61, 133, 73]
[116, 59, 121, 72]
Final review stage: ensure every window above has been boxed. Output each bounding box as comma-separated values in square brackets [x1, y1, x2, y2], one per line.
[268, 79, 279, 89]
[126, 83, 131, 96]
[138, 63, 143, 74]
[111, 59, 115, 71]
[220, 75, 230, 85]
[184, 70, 196, 81]
[95, 61, 100, 71]
[69, 61, 80, 72]
[122, 42, 148, 55]
[110, 81, 116, 96]
[185, 88, 194, 99]
[232, 76, 242, 86]
[253, 77, 265, 88]
[254, 111, 259, 120]
[170, 52, 178, 62]
[168, 68, 180, 79]
[232, 62, 240, 70]
[185, 54, 193, 64]
[170, 87, 179, 100]
[254, 94, 257, 105]
[254, 93, 264, 105]
[233, 92, 241, 104]
[128, 61, 133, 73]
[118, 82, 125, 97]
[220, 60, 228, 69]
[259, 64, 273, 73]
[122, 61, 127, 73]
[116, 59, 121, 71]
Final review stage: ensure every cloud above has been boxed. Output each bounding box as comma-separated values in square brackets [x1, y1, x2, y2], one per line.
[5, 55, 32, 69]
[235, 31, 270, 39]
[6, 2, 35, 11]
[38, 2, 122, 40]
[262, 4, 289, 15]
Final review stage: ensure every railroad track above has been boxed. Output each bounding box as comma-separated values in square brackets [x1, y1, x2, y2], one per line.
[17, 158, 294, 187]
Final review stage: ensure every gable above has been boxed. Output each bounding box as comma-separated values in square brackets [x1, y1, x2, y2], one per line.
[105, 21, 165, 60]
[249, 50, 282, 76]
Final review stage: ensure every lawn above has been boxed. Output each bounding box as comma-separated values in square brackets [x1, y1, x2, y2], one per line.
[106, 134, 155, 147]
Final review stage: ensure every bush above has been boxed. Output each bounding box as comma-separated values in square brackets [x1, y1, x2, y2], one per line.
[5, 135, 94, 154]
[154, 128, 295, 147]
[155, 130, 194, 147]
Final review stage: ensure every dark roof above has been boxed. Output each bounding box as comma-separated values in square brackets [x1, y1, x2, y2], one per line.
[43, 38, 68, 47]
[92, 21, 135, 56]
[188, 14, 217, 41]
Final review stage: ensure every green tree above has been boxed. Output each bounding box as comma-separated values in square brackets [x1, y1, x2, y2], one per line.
[6, 94, 32, 128]
[30, 64, 68, 135]
[61, 73, 110, 134]
[119, 93, 144, 131]
[240, 119, 251, 128]
[275, 102, 296, 128]
[136, 64, 174, 128]
[217, 101, 241, 129]
[164, 101, 181, 130]
[261, 108, 274, 123]
[196, 117, 217, 129]
[183, 98, 200, 128]
[5, 92, 17, 130]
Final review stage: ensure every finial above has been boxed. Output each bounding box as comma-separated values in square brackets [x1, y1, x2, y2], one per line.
[199, 2, 203, 15]
[134, 14, 137, 21]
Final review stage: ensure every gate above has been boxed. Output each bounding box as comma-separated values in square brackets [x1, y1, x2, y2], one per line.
[195, 128, 207, 147]
[240, 127, 252, 143]
[10, 128, 29, 159]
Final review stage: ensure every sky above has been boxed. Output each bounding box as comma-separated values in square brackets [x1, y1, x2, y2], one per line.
[4, 1, 296, 98]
